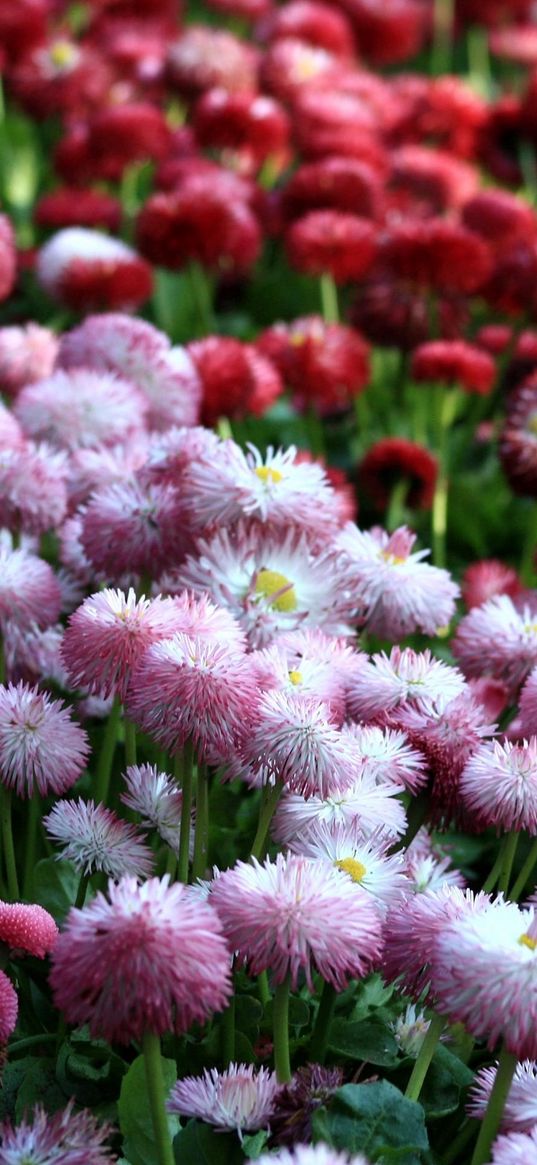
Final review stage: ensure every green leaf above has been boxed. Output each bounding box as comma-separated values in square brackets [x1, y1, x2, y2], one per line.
[15, 1057, 66, 1121]
[118, 1054, 178, 1165]
[351, 975, 395, 1021]
[235, 994, 264, 1033]
[312, 1081, 429, 1164]
[417, 1046, 474, 1119]
[173, 1120, 244, 1165]
[328, 1019, 400, 1067]
[242, 1130, 269, 1159]
[30, 858, 79, 923]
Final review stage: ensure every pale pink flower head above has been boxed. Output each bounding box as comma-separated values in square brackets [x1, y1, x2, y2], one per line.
[168, 590, 246, 650]
[3, 621, 68, 689]
[36, 227, 153, 312]
[347, 647, 466, 724]
[176, 522, 356, 647]
[460, 738, 537, 833]
[0, 322, 58, 398]
[125, 633, 257, 764]
[462, 559, 522, 610]
[0, 900, 58, 958]
[0, 1101, 115, 1165]
[487, 1126, 537, 1164]
[257, 1147, 372, 1165]
[337, 524, 459, 639]
[57, 312, 201, 431]
[383, 886, 495, 1003]
[343, 723, 427, 794]
[519, 666, 537, 737]
[0, 441, 67, 535]
[468, 1060, 537, 1134]
[79, 477, 184, 580]
[288, 822, 409, 915]
[271, 773, 407, 848]
[404, 829, 466, 894]
[250, 629, 356, 725]
[240, 690, 360, 799]
[168, 1063, 280, 1135]
[210, 852, 383, 990]
[0, 401, 23, 449]
[432, 899, 537, 1059]
[14, 368, 148, 451]
[61, 588, 185, 701]
[121, 764, 184, 856]
[144, 424, 221, 490]
[0, 547, 62, 632]
[67, 439, 150, 511]
[50, 875, 232, 1043]
[0, 681, 90, 799]
[43, 799, 154, 880]
[180, 440, 342, 535]
[0, 970, 18, 1044]
[453, 595, 537, 696]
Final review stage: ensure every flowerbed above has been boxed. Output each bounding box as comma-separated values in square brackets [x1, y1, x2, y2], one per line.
[0, 2, 536, 1164]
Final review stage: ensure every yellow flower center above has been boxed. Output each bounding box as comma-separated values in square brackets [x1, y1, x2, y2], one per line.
[288, 669, 303, 685]
[255, 570, 297, 613]
[519, 932, 537, 951]
[49, 40, 77, 68]
[255, 466, 283, 485]
[528, 413, 537, 436]
[335, 858, 367, 883]
[381, 551, 407, 566]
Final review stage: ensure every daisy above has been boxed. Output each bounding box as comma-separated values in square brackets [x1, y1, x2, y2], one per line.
[43, 799, 154, 880]
[0, 441, 67, 536]
[404, 829, 466, 894]
[0, 971, 18, 1045]
[0, 900, 58, 958]
[36, 227, 152, 312]
[487, 1126, 537, 1163]
[460, 738, 537, 832]
[121, 764, 185, 855]
[14, 368, 148, 451]
[347, 647, 466, 724]
[167, 1063, 279, 1136]
[343, 723, 428, 794]
[0, 682, 90, 798]
[519, 667, 537, 737]
[453, 595, 537, 696]
[79, 477, 185, 581]
[0, 547, 61, 632]
[256, 1143, 372, 1165]
[271, 774, 407, 847]
[468, 1060, 537, 1133]
[288, 823, 409, 914]
[0, 1102, 115, 1164]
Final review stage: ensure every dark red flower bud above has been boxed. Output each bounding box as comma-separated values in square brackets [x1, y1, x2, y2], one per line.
[193, 89, 290, 177]
[411, 340, 496, 395]
[188, 335, 282, 425]
[136, 177, 261, 275]
[462, 190, 537, 250]
[84, 103, 173, 181]
[256, 314, 370, 414]
[263, 1, 356, 58]
[389, 146, 479, 216]
[499, 378, 537, 497]
[34, 189, 122, 233]
[285, 209, 377, 283]
[462, 560, 522, 610]
[359, 437, 438, 510]
[381, 219, 492, 295]
[0, 215, 16, 303]
[334, 0, 427, 66]
[166, 26, 259, 97]
[281, 156, 383, 223]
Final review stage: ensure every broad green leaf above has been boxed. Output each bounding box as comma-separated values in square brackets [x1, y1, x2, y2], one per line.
[312, 1081, 429, 1164]
[30, 857, 79, 923]
[328, 1019, 400, 1067]
[118, 1054, 178, 1165]
[173, 1120, 244, 1165]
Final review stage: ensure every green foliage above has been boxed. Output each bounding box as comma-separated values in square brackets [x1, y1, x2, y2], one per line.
[312, 1081, 430, 1164]
[118, 1055, 178, 1165]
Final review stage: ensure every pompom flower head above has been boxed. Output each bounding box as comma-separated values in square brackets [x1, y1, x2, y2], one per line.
[121, 764, 184, 855]
[0, 901, 57, 958]
[0, 547, 61, 633]
[210, 852, 383, 990]
[0, 970, 18, 1045]
[36, 227, 153, 312]
[0, 682, 90, 798]
[460, 738, 537, 832]
[256, 1144, 372, 1165]
[50, 875, 232, 1043]
[43, 799, 154, 880]
[168, 1063, 279, 1136]
[0, 1101, 115, 1165]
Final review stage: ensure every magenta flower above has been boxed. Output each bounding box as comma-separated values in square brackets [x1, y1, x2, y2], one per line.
[0, 970, 18, 1044]
[121, 764, 185, 855]
[487, 1126, 537, 1164]
[0, 1101, 115, 1164]
[347, 647, 466, 724]
[61, 588, 184, 701]
[453, 595, 537, 696]
[168, 1063, 280, 1135]
[43, 799, 154, 880]
[271, 776, 407, 848]
[0, 682, 90, 798]
[79, 477, 185, 580]
[14, 367, 148, 452]
[0, 547, 61, 632]
[50, 876, 232, 1043]
[257, 1145, 372, 1165]
[460, 738, 537, 832]
[211, 852, 383, 990]
[0, 901, 57, 958]
[468, 1060, 537, 1134]
[519, 667, 537, 737]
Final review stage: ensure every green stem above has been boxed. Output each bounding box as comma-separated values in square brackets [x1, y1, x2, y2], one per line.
[498, 831, 520, 897]
[22, 795, 40, 898]
[221, 993, 236, 1067]
[250, 782, 283, 861]
[94, 696, 122, 806]
[124, 717, 137, 769]
[192, 762, 209, 882]
[443, 1119, 479, 1165]
[482, 844, 505, 894]
[273, 974, 292, 1083]
[404, 1012, 445, 1102]
[1, 787, 19, 899]
[319, 272, 339, 324]
[394, 791, 429, 853]
[386, 477, 409, 533]
[470, 1046, 517, 1165]
[520, 503, 537, 587]
[142, 1031, 176, 1165]
[258, 971, 270, 1006]
[431, 386, 459, 569]
[309, 980, 337, 1065]
[8, 1032, 57, 1056]
[431, 0, 454, 74]
[74, 872, 90, 910]
[511, 838, 537, 902]
[176, 740, 194, 884]
[188, 261, 215, 336]
[216, 416, 233, 440]
[305, 407, 325, 458]
[165, 846, 177, 881]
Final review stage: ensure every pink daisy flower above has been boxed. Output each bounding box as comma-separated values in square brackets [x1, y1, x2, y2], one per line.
[0, 322, 58, 398]
[125, 633, 257, 763]
[432, 900, 537, 1058]
[347, 647, 466, 724]
[175, 521, 356, 647]
[3, 621, 68, 689]
[180, 441, 342, 534]
[14, 368, 148, 451]
[240, 690, 360, 799]
[210, 852, 383, 990]
[0, 682, 90, 798]
[468, 1060, 537, 1133]
[79, 478, 185, 580]
[460, 738, 537, 832]
[0, 400, 23, 449]
[67, 440, 149, 511]
[0, 547, 61, 632]
[57, 312, 201, 431]
[36, 227, 152, 312]
[487, 1126, 537, 1163]
[167, 1063, 280, 1135]
[519, 667, 537, 737]
[404, 829, 466, 894]
[250, 631, 356, 725]
[452, 595, 537, 696]
[167, 590, 246, 650]
[0, 901, 58, 958]
[0, 1101, 115, 1164]
[288, 822, 409, 915]
[343, 723, 427, 794]
[257, 1148, 372, 1165]
[50, 875, 232, 1043]
[271, 775, 407, 847]
[43, 799, 154, 880]
[0, 970, 18, 1044]
[337, 524, 459, 639]
[121, 764, 185, 857]
[61, 588, 185, 702]
[0, 441, 67, 535]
